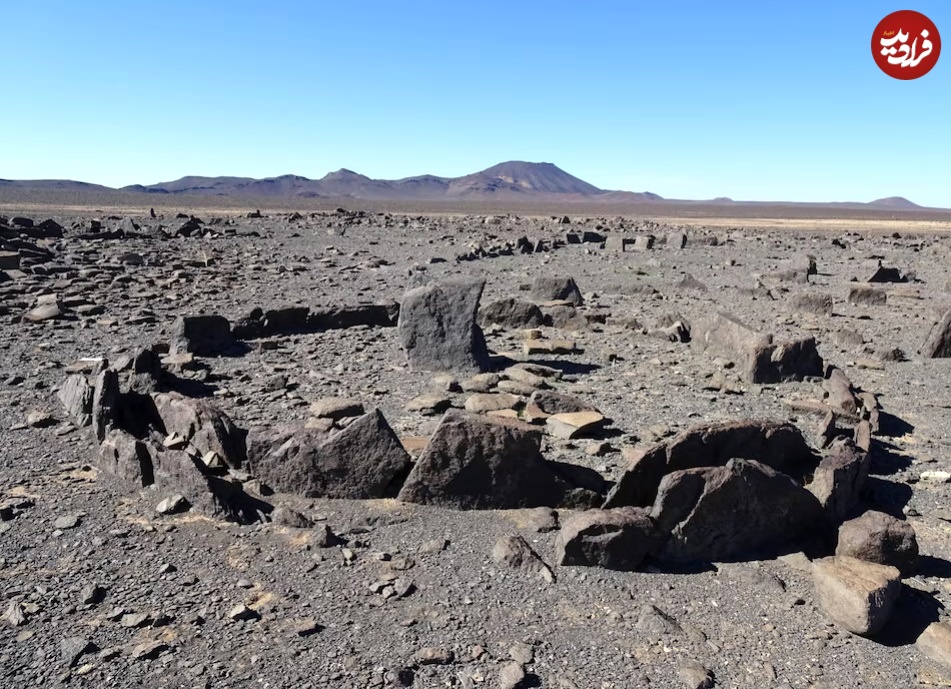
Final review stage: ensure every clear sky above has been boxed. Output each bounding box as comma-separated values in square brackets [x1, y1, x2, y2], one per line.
[3, 1, 949, 205]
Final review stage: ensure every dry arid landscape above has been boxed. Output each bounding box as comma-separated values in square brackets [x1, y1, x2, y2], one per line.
[6, 173, 951, 689]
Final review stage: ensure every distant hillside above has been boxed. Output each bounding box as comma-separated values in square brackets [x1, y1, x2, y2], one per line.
[868, 196, 922, 210]
[0, 164, 941, 210]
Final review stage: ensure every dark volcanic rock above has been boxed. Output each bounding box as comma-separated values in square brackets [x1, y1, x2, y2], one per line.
[152, 393, 247, 468]
[478, 297, 545, 329]
[397, 409, 593, 509]
[652, 458, 823, 563]
[169, 314, 236, 356]
[694, 311, 823, 383]
[397, 278, 490, 373]
[807, 440, 869, 523]
[554, 508, 656, 570]
[605, 420, 818, 508]
[836, 510, 919, 575]
[530, 276, 584, 305]
[247, 409, 411, 499]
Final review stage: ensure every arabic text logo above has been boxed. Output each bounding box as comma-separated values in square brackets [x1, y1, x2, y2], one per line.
[872, 10, 941, 79]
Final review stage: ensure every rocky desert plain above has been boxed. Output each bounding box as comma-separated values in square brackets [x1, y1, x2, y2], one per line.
[6, 179, 951, 689]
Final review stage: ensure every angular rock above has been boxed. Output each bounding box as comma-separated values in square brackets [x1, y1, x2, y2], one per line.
[917, 622, 951, 671]
[530, 276, 583, 306]
[807, 441, 869, 523]
[652, 459, 823, 563]
[397, 278, 490, 373]
[169, 315, 235, 356]
[57, 374, 93, 427]
[92, 370, 119, 442]
[398, 409, 590, 509]
[554, 508, 656, 570]
[812, 556, 900, 635]
[492, 535, 554, 583]
[836, 510, 918, 575]
[152, 393, 246, 469]
[247, 409, 411, 499]
[693, 312, 822, 383]
[98, 428, 154, 487]
[479, 298, 545, 329]
[923, 307, 951, 358]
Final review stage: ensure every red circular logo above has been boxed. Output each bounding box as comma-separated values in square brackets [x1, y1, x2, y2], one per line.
[872, 10, 941, 79]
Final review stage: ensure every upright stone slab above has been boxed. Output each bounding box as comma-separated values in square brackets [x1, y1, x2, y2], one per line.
[398, 278, 490, 373]
[169, 315, 235, 356]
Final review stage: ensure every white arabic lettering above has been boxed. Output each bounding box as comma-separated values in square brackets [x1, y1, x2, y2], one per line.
[880, 28, 933, 68]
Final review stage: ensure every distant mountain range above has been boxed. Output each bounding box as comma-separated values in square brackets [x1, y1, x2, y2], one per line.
[0, 161, 934, 209]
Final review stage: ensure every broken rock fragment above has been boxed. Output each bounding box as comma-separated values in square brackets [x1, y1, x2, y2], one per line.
[812, 556, 901, 635]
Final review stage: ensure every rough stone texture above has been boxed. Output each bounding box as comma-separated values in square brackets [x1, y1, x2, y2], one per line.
[836, 510, 919, 575]
[693, 312, 823, 383]
[917, 622, 951, 671]
[492, 535, 554, 582]
[652, 459, 823, 563]
[397, 278, 490, 373]
[169, 314, 236, 356]
[92, 370, 120, 443]
[922, 307, 951, 358]
[807, 441, 870, 523]
[397, 409, 593, 509]
[247, 409, 411, 499]
[554, 508, 656, 570]
[849, 286, 887, 306]
[791, 292, 833, 316]
[57, 374, 93, 427]
[812, 556, 901, 635]
[530, 276, 584, 305]
[605, 420, 817, 508]
[529, 390, 598, 416]
[478, 297, 545, 329]
[153, 393, 247, 469]
[97, 428, 154, 487]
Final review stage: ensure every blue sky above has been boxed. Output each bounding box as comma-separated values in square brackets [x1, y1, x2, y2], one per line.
[3, 1, 949, 205]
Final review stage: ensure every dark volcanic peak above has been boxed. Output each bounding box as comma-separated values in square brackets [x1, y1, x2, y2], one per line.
[470, 161, 603, 195]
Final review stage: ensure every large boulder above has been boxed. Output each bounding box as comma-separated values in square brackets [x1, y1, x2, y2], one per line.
[604, 420, 818, 508]
[169, 315, 235, 356]
[397, 278, 490, 373]
[651, 458, 823, 563]
[554, 508, 656, 570]
[246, 409, 411, 499]
[397, 409, 593, 509]
[92, 370, 120, 442]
